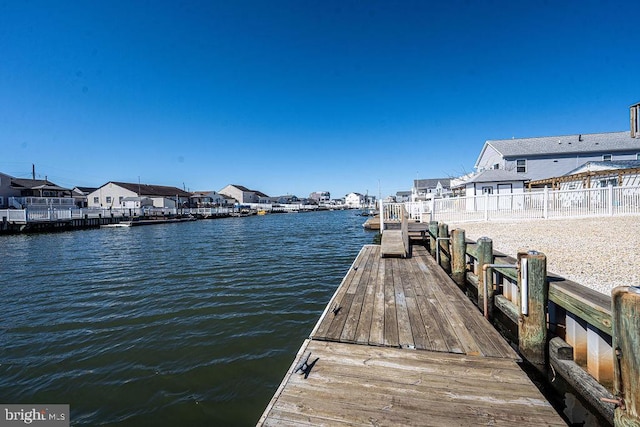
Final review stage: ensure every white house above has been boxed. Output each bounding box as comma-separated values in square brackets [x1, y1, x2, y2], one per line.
[411, 178, 452, 201]
[452, 169, 529, 196]
[87, 182, 191, 209]
[451, 169, 529, 211]
[345, 192, 365, 208]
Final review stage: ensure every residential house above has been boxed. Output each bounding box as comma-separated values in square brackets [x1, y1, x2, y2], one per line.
[411, 178, 452, 201]
[395, 191, 412, 202]
[345, 192, 365, 208]
[475, 103, 640, 182]
[309, 191, 331, 205]
[87, 182, 191, 209]
[190, 191, 228, 207]
[219, 184, 269, 205]
[72, 186, 98, 208]
[0, 172, 73, 209]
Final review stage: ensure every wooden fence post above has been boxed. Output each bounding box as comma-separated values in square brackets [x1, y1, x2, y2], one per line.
[518, 251, 548, 372]
[612, 286, 640, 426]
[451, 229, 466, 291]
[476, 237, 493, 315]
[438, 222, 450, 273]
[428, 221, 438, 257]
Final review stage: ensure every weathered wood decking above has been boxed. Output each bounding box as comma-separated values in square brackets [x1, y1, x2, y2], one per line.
[258, 244, 566, 426]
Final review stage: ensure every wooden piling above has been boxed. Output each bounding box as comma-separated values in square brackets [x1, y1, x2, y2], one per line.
[518, 251, 548, 372]
[428, 221, 438, 257]
[438, 222, 450, 273]
[450, 228, 466, 291]
[476, 237, 493, 316]
[612, 286, 640, 426]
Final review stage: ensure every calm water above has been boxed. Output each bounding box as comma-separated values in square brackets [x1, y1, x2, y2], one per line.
[0, 210, 374, 426]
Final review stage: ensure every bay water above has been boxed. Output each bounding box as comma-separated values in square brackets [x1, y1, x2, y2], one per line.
[0, 210, 374, 426]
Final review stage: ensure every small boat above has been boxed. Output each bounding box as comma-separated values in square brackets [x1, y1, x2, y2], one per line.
[257, 210, 267, 215]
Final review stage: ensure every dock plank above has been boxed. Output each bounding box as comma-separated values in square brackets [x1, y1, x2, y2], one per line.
[258, 340, 566, 426]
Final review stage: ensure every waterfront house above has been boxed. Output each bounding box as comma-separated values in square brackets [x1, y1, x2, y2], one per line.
[411, 178, 452, 201]
[474, 103, 640, 182]
[309, 191, 331, 205]
[0, 172, 73, 209]
[395, 191, 412, 202]
[190, 191, 228, 207]
[219, 184, 269, 205]
[87, 182, 191, 209]
[345, 192, 365, 208]
[72, 186, 98, 208]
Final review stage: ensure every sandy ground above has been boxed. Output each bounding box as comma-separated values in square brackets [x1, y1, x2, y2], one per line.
[447, 216, 640, 296]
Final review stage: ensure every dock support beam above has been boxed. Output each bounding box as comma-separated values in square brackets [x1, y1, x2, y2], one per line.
[428, 221, 438, 257]
[518, 251, 548, 373]
[476, 237, 493, 316]
[451, 229, 466, 291]
[612, 286, 640, 426]
[438, 223, 450, 273]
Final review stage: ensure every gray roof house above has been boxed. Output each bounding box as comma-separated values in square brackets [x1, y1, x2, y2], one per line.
[219, 184, 269, 204]
[412, 178, 452, 201]
[451, 169, 530, 196]
[475, 131, 640, 182]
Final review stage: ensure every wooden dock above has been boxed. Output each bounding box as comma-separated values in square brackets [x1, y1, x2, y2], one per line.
[258, 245, 566, 426]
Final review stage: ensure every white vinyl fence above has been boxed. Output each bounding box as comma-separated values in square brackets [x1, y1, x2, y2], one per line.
[382, 185, 640, 225]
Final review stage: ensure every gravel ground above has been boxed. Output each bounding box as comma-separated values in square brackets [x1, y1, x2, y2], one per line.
[448, 216, 640, 296]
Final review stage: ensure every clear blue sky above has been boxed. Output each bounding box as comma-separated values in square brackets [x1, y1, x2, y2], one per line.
[1, 1, 638, 199]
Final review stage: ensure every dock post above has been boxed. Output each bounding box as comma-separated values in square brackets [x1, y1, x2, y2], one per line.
[428, 221, 438, 257]
[476, 237, 493, 315]
[451, 229, 466, 291]
[612, 286, 640, 426]
[438, 223, 450, 272]
[518, 251, 548, 373]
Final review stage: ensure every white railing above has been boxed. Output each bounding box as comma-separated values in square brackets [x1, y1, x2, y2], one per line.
[9, 196, 76, 208]
[382, 185, 640, 224]
[0, 209, 27, 223]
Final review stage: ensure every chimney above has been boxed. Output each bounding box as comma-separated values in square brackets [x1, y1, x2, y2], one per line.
[632, 102, 640, 138]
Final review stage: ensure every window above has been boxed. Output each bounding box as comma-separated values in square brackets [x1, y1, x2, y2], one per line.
[493, 163, 499, 170]
[636, 153, 640, 160]
[516, 159, 526, 173]
[481, 186, 493, 194]
[106, 196, 112, 204]
[600, 178, 617, 187]
[602, 154, 612, 161]
[93, 197, 99, 204]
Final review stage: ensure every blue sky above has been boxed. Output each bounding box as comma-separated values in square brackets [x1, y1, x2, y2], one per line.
[1, 1, 638, 199]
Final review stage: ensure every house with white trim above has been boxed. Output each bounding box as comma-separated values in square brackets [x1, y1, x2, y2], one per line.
[0, 172, 73, 209]
[411, 178, 452, 201]
[219, 184, 269, 205]
[345, 192, 365, 208]
[87, 182, 191, 209]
